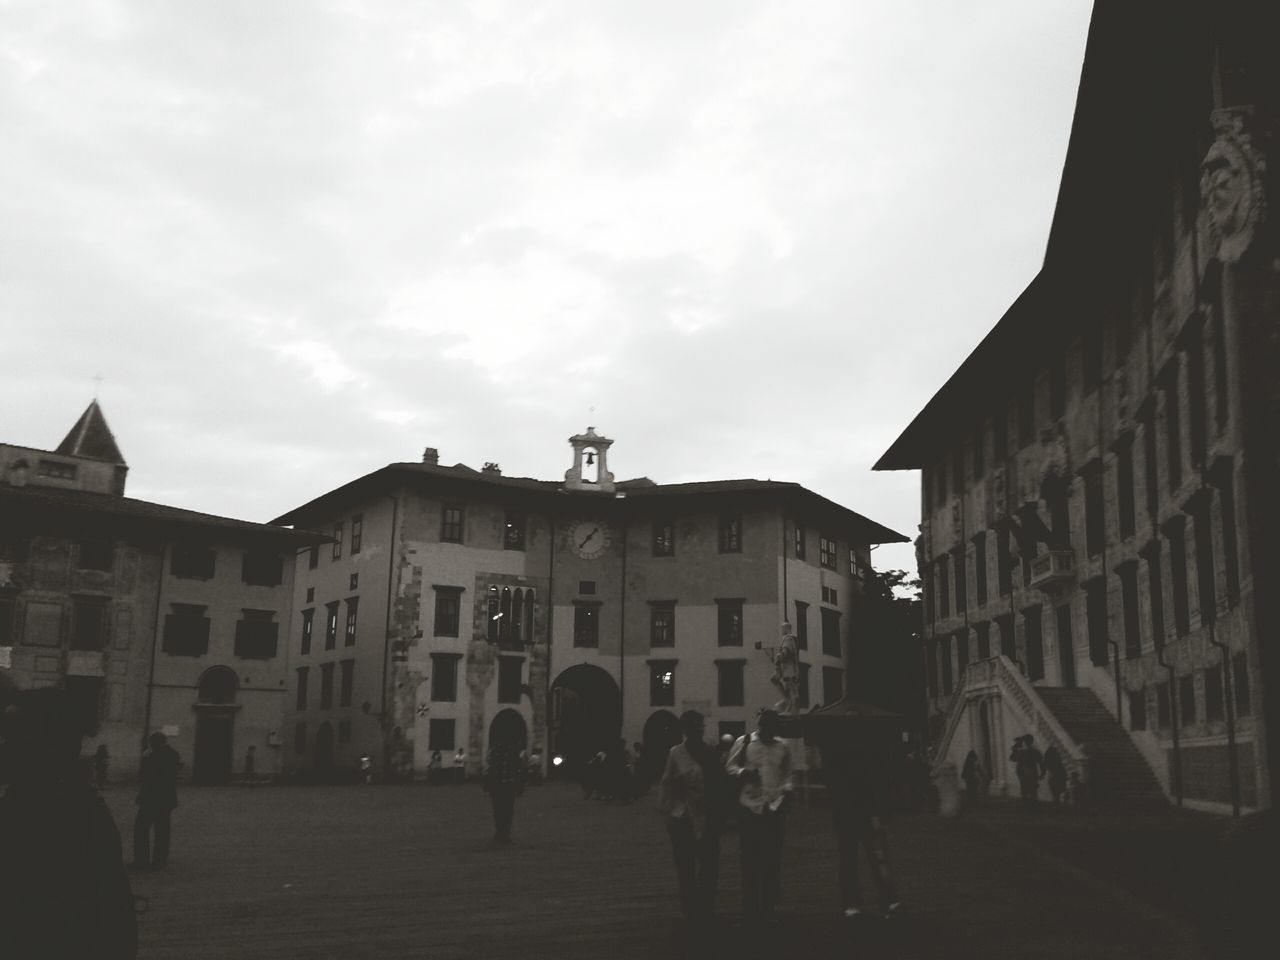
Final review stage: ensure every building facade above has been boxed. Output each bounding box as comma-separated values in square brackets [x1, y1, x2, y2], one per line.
[273, 430, 906, 780]
[876, 1, 1279, 814]
[0, 402, 324, 781]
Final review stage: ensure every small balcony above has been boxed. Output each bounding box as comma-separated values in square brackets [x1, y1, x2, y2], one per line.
[1029, 550, 1075, 591]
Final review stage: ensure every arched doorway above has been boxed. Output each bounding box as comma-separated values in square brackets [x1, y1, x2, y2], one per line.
[641, 710, 682, 782]
[315, 722, 334, 775]
[193, 667, 238, 784]
[550, 664, 620, 777]
[490, 709, 528, 753]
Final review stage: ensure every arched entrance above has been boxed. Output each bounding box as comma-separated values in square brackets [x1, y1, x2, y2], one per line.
[641, 710, 682, 781]
[490, 709, 528, 753]
[315, 722, 334, 775]
[193, 667, 238, 784]
[550, 664, 620, 777]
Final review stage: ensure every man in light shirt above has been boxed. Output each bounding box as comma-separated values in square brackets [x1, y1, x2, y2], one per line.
[726, 709, 793, 923]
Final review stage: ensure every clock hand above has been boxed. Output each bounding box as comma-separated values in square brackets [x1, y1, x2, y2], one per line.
[578, 527, 599, 549]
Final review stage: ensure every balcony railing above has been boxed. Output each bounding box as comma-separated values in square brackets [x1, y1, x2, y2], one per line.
[1029, 550, 1075, 590]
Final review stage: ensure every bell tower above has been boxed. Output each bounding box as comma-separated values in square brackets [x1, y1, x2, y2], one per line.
[564, 427, 615, 492]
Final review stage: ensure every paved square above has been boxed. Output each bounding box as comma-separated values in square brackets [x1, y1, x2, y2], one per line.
[104, 782, 1214, 959]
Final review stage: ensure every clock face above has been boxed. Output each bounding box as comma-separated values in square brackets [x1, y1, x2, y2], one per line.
[570, 519, 611, 560]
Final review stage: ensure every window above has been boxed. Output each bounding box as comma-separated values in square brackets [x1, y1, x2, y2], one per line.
[1233, 652, 1251, 716]
[1165, 518, 1191, 638]
[1024, 606, 1044, 681]
[976, 621, 991, 660]
[441, 505, 464, 544]
[340, 659, 354, 707]
[1157, 682, 1173, 729]
[1179, 674, 1196, 726]
[822, 666, 843, 706]
[798, 662, 810, 708]
[1117, 437, 1136, 539]
[71, 598, 108, 650]
[819, 536, 836, 570]
[1190, 500, 1217, 624]
[498, 657, 522, 703]
[1084, 462, 1105, 558]
[1049, 359, 1065, 420]
[649, 660, 676, 707]
[716, 599, 744, 646]
[649, 601, 675, 648]
[344, 597, 359, 646]
[234, 610, 278, 659]
[349, 573, 358, 591]
[296, 667, 308, 711]
[794, 524, 806, 560]
[325, 602, 339, 650]
[350, 514, 363, 554]
[1086, 578, 1108, 666]
[578, 580, 596, 595]
[652, 519, 675, 557]
[0, 598, 13, 647]
[306, 587, 314, 603]
[241, 550, 283, 587]
[338, 720, 352, 744]
[1205, 665, 1224, 721]
[718, 515, 742, 553]
[428, 719, 456, 751]
[1144, 543, 1167, 651]
[296, 608, 313, 655]
[849, 549, 861, 579]
[573, 601, 601, 648]
[1118, 563, 1141, 659]
[65, 676, 103, 735]
[717, 661, 745, 707]
[793, 601, 808, 650]
[76, 540, 113, 572]
[955, 630, 969, 675]
[433, 586, 462, 637]
[504, 513, 526, 551]
[821, 607, 841, 657]
[162, 603, 209, 657]
[308, 545, 319, 570]
[171, 543, 215, 579]
[333, 522, 344, 560]
[952, 546, 967, 613]
[1129, 689, 1147, 730]
[997, 614, 1015, 661]
[37, 459, 77, 480]
[974, 533, 988, 607]
[997, 525, 1013, 595]
[430, 654, 460, 701]
[319, 662, 335, 709]
[821, 585, 838, 605]
[1163, 366, 1183, 491]
[1140, 404, 1159, 518]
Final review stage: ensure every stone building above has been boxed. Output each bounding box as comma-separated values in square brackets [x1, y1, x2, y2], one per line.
[272, 429, 906, 780]
[875, 0, 1279, 814]
[0, 402, 324, 781]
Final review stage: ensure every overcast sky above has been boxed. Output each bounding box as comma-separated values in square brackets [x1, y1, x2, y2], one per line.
[2, 0, 1094, 575]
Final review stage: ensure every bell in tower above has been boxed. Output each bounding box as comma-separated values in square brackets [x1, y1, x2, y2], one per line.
[564, 427, 616, 492]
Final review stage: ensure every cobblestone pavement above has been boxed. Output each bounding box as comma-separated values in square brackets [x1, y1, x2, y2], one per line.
[102, 782, 1223, 960]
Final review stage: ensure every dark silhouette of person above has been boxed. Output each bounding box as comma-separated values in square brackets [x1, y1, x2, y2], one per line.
[1043, 746, 1067, 804]
[822, 726, 901, 919]
[134, 732, 180, 867]
[1011, 735, 1044, 809]
[483, 738, 525, 844]
[961, 749, 984, 804]
[0, 687, 138, 959]
[726, 709, 794, 923]
[658, 710, 727, 922]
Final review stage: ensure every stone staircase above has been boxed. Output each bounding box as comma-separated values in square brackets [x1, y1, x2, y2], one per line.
[1036, 687, 1166, 807]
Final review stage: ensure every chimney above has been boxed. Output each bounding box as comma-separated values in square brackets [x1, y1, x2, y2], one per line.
[482, 462, 501, 475]
[422, 447, 439, 465]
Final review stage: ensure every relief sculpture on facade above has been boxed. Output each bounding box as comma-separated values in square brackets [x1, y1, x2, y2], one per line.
[1200, 107, 1268, 264]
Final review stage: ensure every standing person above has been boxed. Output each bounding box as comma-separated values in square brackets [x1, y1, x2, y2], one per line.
[1043, 746, 1067, 804]
[428, 749, 443, 785]
[95, 743, 111, 789]
[483, 739, 525, 844]
[1012, 735, 1044, 809]
[243, 745, 256, 783]
[823, 728, 901, 919]
[0, 687, 138, 959]
[452, 747, 466, 784]
[961, 749, 984, 805]
[726, 709, 794, 923]
[134, 732, 180, 867]
[657, 711, 726, 923]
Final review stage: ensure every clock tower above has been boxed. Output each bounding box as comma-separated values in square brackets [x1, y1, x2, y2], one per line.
[563, 426, 615, 493]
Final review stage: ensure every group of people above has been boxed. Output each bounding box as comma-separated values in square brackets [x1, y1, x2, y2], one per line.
[426, 748, 470, 785]
[657, 708, 900, 926]
[1010, 735, 1068, 808]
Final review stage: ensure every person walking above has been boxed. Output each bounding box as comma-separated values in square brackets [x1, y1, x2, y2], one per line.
[657, 711, 727, 923]
[483, 739, 525, 844]
[134, 732, 180, 867]
[726, 709, 794, 923]
[0, 687, 138, 959]
[1012, 735, 1044, 810]
[1043, 745, 1067, 804]
[823, 728, 901, 920]
[961, 749, 984, 806]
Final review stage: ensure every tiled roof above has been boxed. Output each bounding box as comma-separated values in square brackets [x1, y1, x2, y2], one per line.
[55, 400, 126, 464]
[0, 483, 328, 544]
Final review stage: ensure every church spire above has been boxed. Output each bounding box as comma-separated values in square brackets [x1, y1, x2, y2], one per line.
[56, 400, 126, 464]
